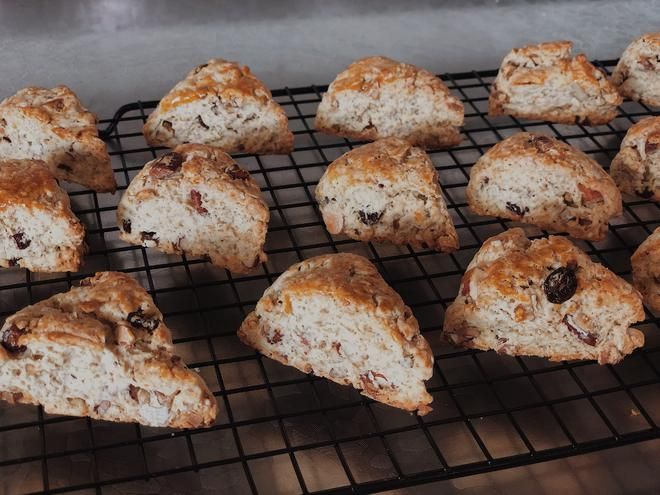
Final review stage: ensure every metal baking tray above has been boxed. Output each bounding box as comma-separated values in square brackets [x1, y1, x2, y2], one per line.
[0, 60, 658, 494]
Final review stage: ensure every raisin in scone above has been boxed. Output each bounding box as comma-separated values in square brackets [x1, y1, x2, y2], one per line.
[143, 59, 293, 154]
[631, 227, 660, 312]
[0, 85, 116, 192]
[467, 132, 621, 241]
[489, 41, 622, 125]
[0, 159, 85, 272]
[315, 56, 464, 149]
[315, 138, 458, 252]
[611, 33, 660, 107]
[610, 116, 660, 201]
[117, 144, 269, 273]
[238, 253, 434, 414]
[0, 272, 216, 428]
[443, 228, 644, 365]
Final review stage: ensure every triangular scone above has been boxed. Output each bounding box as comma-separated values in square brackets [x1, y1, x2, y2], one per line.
[0, 272, 217, 428]
[143, 59, 293, 154]
[631, 227, 660, 312]
[611, 116, 660, 201]
[238, 253, 434, 414]
[0, 159, 85, 272]
[489, 41, 622, 125]
[0, 86, 116, 192]
[611, 33, 660, 107]
[315, 56, 464, 149]
[117, 144, 269, 273]
[443, 229, 645, 365]
[315, 138, 459, 252]
[467, 132, 621, 241]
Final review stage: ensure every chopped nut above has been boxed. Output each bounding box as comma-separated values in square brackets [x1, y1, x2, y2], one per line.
[115, 324, 136, 346]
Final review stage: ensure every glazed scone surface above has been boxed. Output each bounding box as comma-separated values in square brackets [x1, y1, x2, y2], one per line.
[631, 227, 660, 312]
[0, 85, 116, 192]
[612, 33, 660, 107]
[315, 138, 459, 252]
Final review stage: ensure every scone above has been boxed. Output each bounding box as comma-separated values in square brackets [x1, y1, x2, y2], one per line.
[143, 59, 293, 154]
[467, 132, 621, 241]
[610, 116, 660, 201]
[611, 33, 660, 107]
[0, 85, 116, 192]
[117, 144, 269, 273]
[315, 138, 459, 252]
[631, 227, 660, 312]
[489, 41, 622, 125]
[0, 272, 217, 428]
[238, 253, 434, 414]
[443, 228, 645, 365]
[315, 56, 464, 149]
[0, 159, 85, 272]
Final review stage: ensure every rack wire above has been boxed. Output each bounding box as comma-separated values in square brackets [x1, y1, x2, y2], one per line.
[0, 60, 659, 495]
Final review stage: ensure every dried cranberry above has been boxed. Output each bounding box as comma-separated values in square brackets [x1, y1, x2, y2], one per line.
[162, 120, 174, 133]
[2, 136, 11, 143]
[357, 210, 383, 225]
[149, 152, 183, 178]
[267, 329, 282, 345]
[12, 233, 30, 250]
[196, 115, 209, 129]
[645, 141, 658, 154]
[190, 189, 208, 215]
[128, 384, 139, 401]
[122, 219, 132, 234]
[140, 231, 158, 243]
[1, 324, 27, 354]
[7, 258, 19, 267]
[505, 202, 525, 216]
[226, 166, 250, 180]
[57, 163, 72, 172]
[127, 308, 160, 332]
[637, 188, 654, 199]
[530, 134, 553, 153]
[562, 314, 597, 346]
[543, 267, 578, 304]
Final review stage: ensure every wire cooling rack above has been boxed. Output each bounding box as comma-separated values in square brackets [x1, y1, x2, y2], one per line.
[0, 60, 659, 495]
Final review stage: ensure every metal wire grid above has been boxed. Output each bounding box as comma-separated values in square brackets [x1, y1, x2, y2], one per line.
[0, 60, 659, 495]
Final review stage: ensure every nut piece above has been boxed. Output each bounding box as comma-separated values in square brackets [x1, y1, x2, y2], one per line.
[1, 324, 28, 354]
[115, 323, 136, 346]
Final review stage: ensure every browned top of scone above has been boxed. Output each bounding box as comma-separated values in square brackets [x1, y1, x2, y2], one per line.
[621, 116, 660, 149]
[157, 59, 275, 113]
[0, 85, 100, 140]
[328, 56, 464, 121]
[0, 159, 76, 212]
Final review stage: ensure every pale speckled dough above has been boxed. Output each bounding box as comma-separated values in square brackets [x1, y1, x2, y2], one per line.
[0, 272, 217, 428]
[631, 227, 660, 312]
[611, 33, 660, 107]
[0, 159, 86, 272]
[238, 253, 434, 414]
[489, 41, 622, 125]
[315, 138, 458, 252]
[610, 116, 660, 201]
[143, 59, 293, 154]
[443, 228, 645, 365]
[467, 132, 622, 241]
[315, 56, 464, 149]
[0, 85, 116, 193]
[117, 144, 269, 274]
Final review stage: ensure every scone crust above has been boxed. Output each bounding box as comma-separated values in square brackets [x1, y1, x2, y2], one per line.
[315, 138, 459, 251]
[612, 33, 660, 107]
[0, 159, 86, 272]
[315, 56, 464, 149]
[238, 253, 434, 414]
[0, 85, 116, 192]
[443, 228, 645, 364]
[467, 132, 621, 240]
[143, 59, 293, 154]
[0, 271, 217, 428]
[489, 41, 622, 125]
[631, 227, 660, 312]
[117, 143, 269, 273]
[610, 116, 660, 201]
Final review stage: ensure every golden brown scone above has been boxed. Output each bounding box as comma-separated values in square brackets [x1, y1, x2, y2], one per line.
[443, 228, 645, 365]
[467, 132, 621, 241]
[143, 59, 293, 154]
[0, 159, 86, 272]
[631, 227, 660, 312]
[315, 56, 464, 149]
[238, 253, 434, 415]
[315, 138, 459, 252]
[610, 116, 660, 201]
[0, 272, 217, 428]
[611, 32, 660, 107]
[489, 41, 622, 125]
[0, 85, 116, 192]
